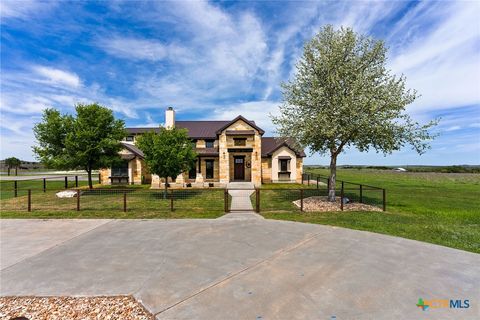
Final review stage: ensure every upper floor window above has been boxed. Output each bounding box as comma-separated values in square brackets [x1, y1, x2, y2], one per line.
[125, 135, 134, 142]
[205, 140, 214, 148]
[234, 138, 246, 146]
[191, 140, 197, 149]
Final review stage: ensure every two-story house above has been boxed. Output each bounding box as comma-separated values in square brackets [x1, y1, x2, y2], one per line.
[100, 107, 305, 187]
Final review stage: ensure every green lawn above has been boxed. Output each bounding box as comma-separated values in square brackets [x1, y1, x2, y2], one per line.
[0, 178, 98, 200]
[0, 186, 224, 219]
[261, 169, 480, 253]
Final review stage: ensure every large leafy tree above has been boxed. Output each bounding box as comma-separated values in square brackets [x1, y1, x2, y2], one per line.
[33, 103, 126, 188]
[136, 127, 197, 196]
[272, 26, 438, 201]
[4, 157, 21, 176]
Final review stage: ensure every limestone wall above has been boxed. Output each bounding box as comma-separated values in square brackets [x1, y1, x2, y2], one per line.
[261, 158, 272, 183]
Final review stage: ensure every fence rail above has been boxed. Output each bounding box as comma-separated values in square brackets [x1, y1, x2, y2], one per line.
[300, 172, 386, 211]
[0, 186, 385, 214]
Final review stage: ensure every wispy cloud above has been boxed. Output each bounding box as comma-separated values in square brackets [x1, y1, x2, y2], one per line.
[0, 0, 55, 20]
[32, 66, 81, 88]
[98, 37, 190, 62]
[1, 0, 479, 164]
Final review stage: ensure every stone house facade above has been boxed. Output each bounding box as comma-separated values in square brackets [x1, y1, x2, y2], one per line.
[100, 107, 305, 187]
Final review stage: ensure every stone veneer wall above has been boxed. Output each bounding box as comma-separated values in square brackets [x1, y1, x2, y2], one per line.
[261, 158, 272, 183]
[218, 119, 262, 186]
[99, 168, 111, 185]
[296, 157, 303, 184]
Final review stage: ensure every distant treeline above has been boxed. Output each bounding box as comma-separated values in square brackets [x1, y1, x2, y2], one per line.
[305, 165, 480, 173]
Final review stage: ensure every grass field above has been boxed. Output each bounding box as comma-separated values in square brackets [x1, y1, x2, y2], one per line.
[261, 168, 480, 253]
[0, 178, 97, 200]
[1, 170, 478, 253]
[0, 186, 224, 219]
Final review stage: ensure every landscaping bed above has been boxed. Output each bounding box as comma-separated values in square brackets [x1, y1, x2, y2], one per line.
[293, 196, 382, 212]
[0, 296, 153, 320]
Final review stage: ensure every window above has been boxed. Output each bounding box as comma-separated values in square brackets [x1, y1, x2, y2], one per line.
[125, 135, 134, 142]
[205, 160, 214, 179]
[279, 159, 289, 172]
[112, 161, 129, 177]
[205, 140, 214, 148]
[188, 167, 196, 179]
[191, 140, 197, 149]
[234, 138, 246, 146]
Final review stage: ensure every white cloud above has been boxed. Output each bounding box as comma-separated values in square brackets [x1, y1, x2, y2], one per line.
[445, 125, 461, 132]
[0, 0, 54, 20]
[388, 2, 480, 112]
[99, 37, 191, 62]
[210, 100, 280, 135]
[32, 66, 81, 88]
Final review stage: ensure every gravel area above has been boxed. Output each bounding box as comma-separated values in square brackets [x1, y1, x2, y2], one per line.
[0, 296, 153, 320]
[293, 196, 382, 212]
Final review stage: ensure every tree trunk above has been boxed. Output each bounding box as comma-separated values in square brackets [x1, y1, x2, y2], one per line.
[328, 154, 337, 202]
[7, 167, 10, 176]
[15, 167, 18, 176]
[164, 176, 168, 199]
[87, 168, 93, 189]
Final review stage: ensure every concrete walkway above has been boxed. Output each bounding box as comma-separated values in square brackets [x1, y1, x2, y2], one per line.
[227, 182, 255, 212]
[1, 219, 479, 319]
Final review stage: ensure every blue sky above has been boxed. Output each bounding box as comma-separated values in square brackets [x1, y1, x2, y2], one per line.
[1, 0, 479, 165]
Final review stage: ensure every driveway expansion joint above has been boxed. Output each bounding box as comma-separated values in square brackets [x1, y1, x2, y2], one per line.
[153, 230, 324, 317]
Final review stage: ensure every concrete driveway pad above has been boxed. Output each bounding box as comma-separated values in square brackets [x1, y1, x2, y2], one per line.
[1, 219, 479, 320]
[0, 219, 110, 269]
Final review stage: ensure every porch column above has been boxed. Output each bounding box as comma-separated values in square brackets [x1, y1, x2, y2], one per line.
[195, 156, 204, 183]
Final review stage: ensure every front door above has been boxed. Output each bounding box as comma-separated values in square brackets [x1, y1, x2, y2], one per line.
[234, 157, 245, 180]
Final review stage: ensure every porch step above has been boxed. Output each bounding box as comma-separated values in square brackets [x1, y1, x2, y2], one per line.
[226, 182, 254, 190]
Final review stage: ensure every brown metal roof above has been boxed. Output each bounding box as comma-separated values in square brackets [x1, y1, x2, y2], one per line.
[176, 121, 230, 138]
[261, 137, 306, 157]
[120, 142, 144, 158]
[126, 116, 261, 139]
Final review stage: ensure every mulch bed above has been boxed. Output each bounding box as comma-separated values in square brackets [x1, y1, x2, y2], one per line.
[0, 296, 153, 320]
[293, 196, 382, 212]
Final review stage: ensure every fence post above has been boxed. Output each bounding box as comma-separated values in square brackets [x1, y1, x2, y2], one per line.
[359, 184, 363, 203]
[75, 176, 78, 187]
[224, 189, 229, 213]
[64, 176, 68, 189]
[255, 188, 260, 213]
[316, 177, 319, 189]
[340, 181, 344, 211]
[327, 178, 330, 191]
[383, 189, 386, 211]
[77, 189, 80, 211]
[307, 174, 310, 186]
[123, 192, 127, 212]
[43, 178, 46, 193]
[300, 189, 304, 212]
[28, 189, 31, 212]
[98, 173, 101, 184]
[170, 190, 174, 212]
[14, 181, 17, 197]
[301, 174, 304, 185]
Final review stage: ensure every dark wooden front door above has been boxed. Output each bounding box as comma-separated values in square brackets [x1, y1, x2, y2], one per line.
[234, 157, 245, 180]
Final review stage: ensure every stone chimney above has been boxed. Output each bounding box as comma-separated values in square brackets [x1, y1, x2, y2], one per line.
[165, 106, 175, 129]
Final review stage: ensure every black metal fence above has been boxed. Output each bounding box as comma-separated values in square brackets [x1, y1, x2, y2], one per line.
[0, 187, 225, 214]
[0, 175, 100, 195]
[300, 172, 386, 211]
[0, 174, 385, 214]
